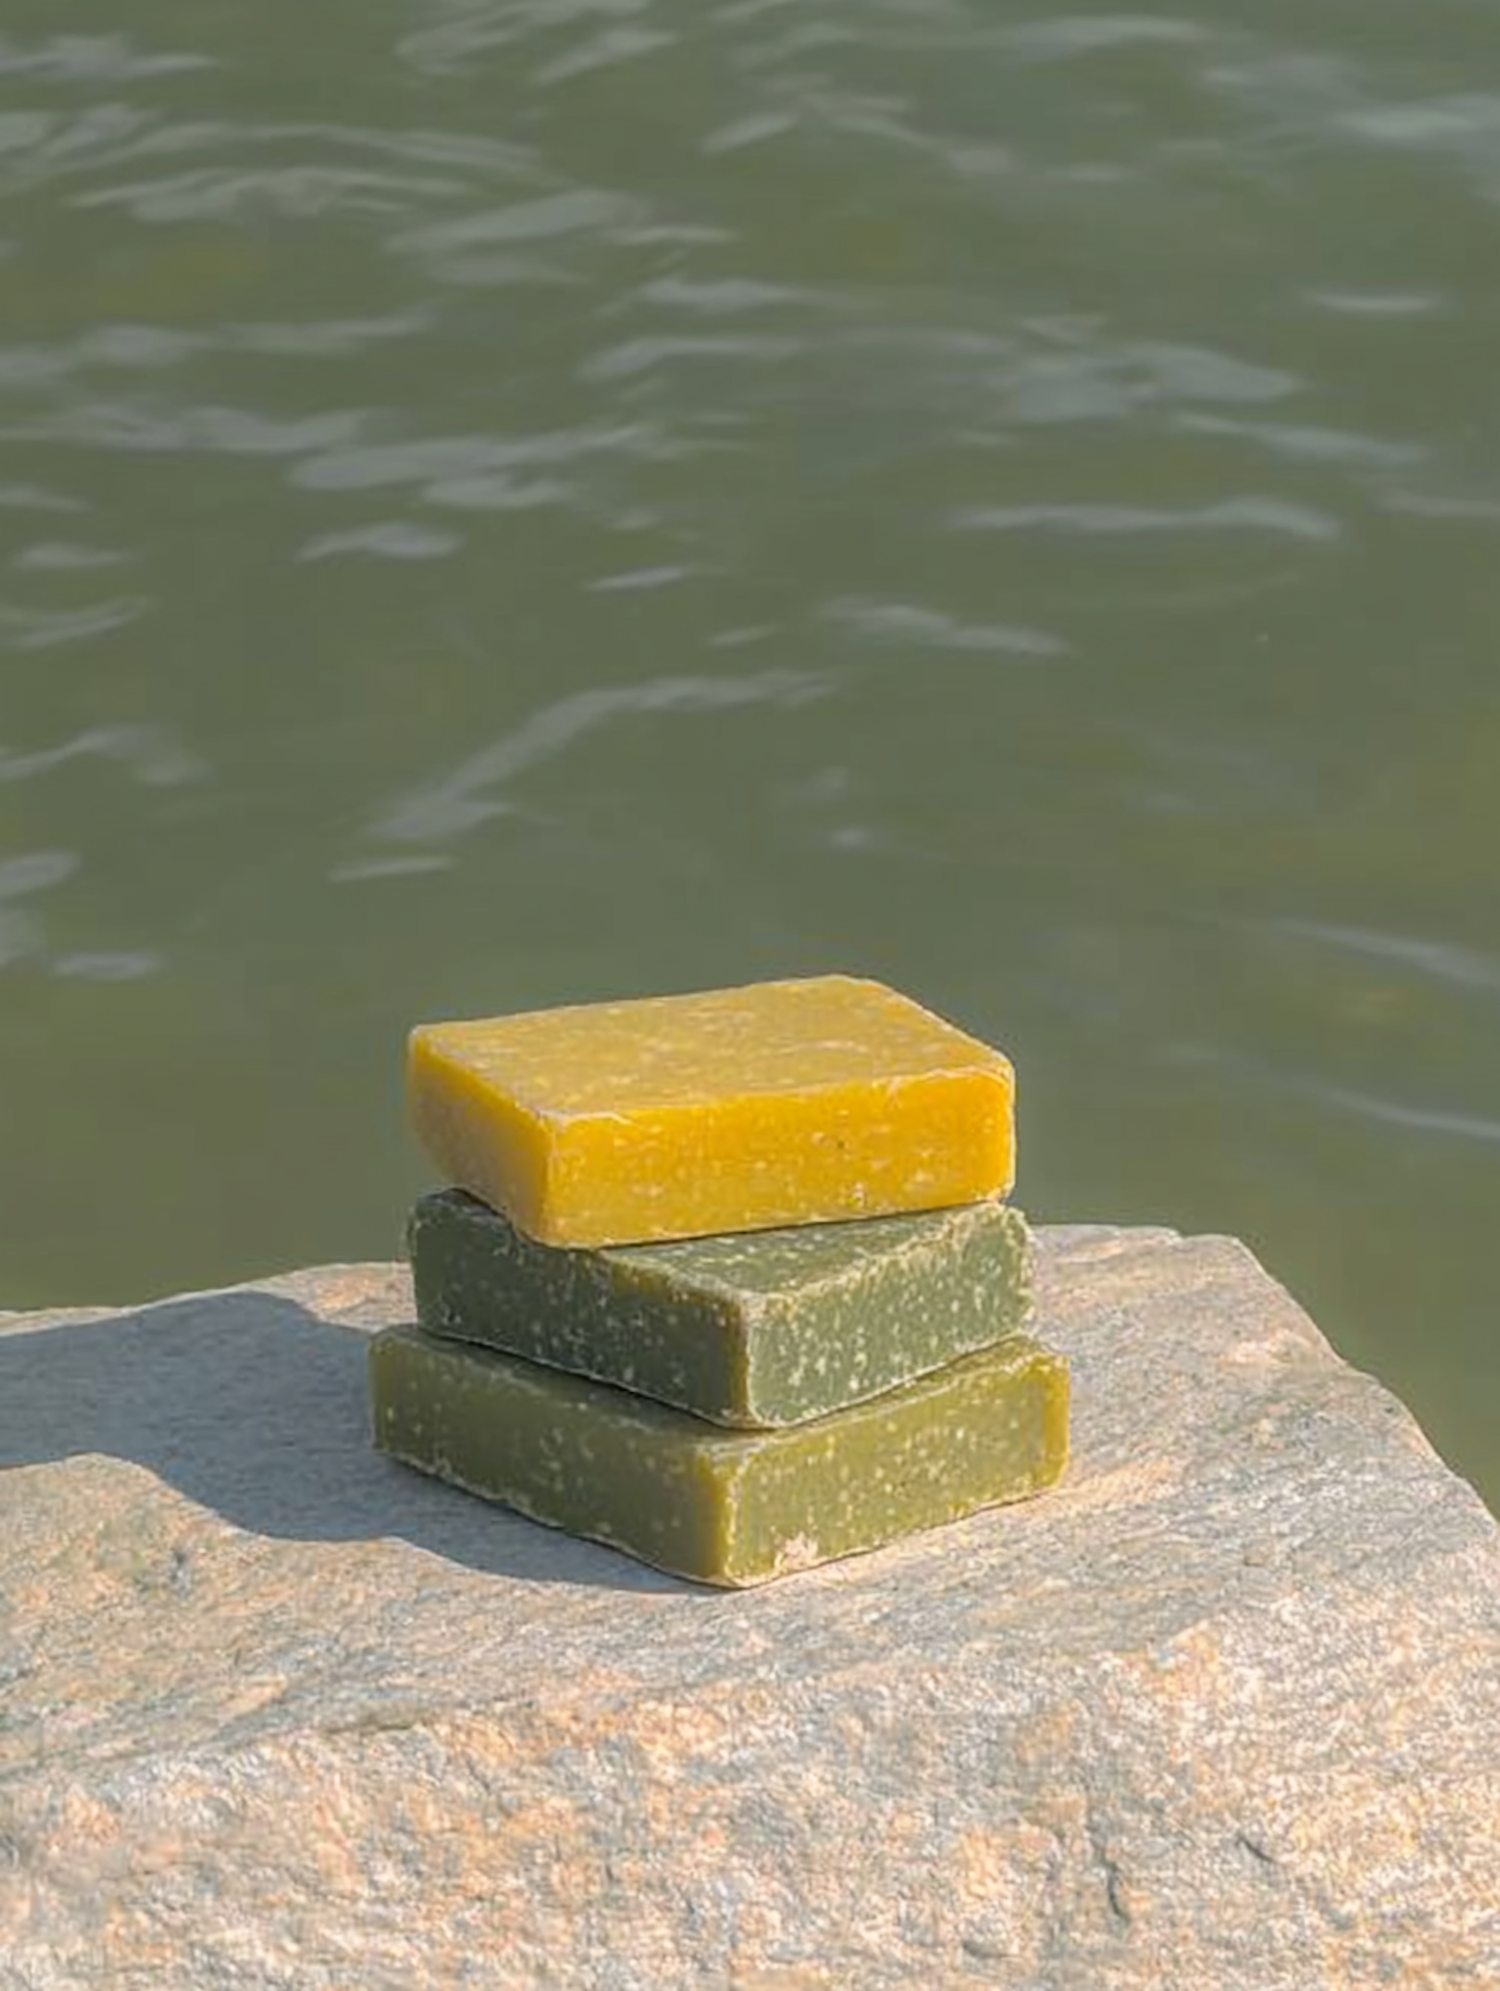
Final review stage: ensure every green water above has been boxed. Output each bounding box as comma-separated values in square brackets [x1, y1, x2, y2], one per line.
[2, 4, 1498, 1510]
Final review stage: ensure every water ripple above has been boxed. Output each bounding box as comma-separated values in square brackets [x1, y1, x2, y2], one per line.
[580, 333, 801, 382]
[400, 187, 644, 253]
[587, 565, 698, 592]
[1295, 1078, 1500, 1151]
[399, 1, 669, 77]
[1001, 16, 1208, 59]
[638, 274, 804, 315]
[531, 24, 675, 85]
[0, 33, 211, 82]
[0, 597, 147, 649]
[1268, 920, 1500, 1002]
[371, 668, 831, 845]
[1174, 413, 1425, 472]
[953, 498, 1341, 542]
[13, 542, 129, 572]
[77, 163, 465, 224]
[293, 425, 656, 494]
[824, 598, 1068, 659]
[298, 522, 462, 564]
[0, 313, 429, 381]
[0, 485, 84, 514]
[3, 404, 363, 458]
[1307, 288, 1451, 320]
[700, 111, 796, 156]
[0, 851, 79, 898]
[53, 950, 161, 982]
[0, 726, 202, 788]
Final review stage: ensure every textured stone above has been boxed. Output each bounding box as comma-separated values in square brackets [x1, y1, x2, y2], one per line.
[1, 1226, 1497, 1989]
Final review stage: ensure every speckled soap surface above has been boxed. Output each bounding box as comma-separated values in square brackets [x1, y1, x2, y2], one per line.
[370, 1322, 1068, 1585]
[410, 1187, 1035, 1427]
[407, 974, 1015, 1247]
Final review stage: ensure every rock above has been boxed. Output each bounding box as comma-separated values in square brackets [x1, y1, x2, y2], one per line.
[0, 1227, 1496, 1990]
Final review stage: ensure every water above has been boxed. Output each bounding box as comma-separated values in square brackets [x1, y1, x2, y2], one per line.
[3, 2, 1499, 1511]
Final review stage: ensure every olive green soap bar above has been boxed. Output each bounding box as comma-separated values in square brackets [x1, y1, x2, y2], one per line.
[369, 1323, 1069, 1588]
[409, 1188, 1035, 1428]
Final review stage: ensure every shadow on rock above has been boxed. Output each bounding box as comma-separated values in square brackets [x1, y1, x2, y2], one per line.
[0, 1290, 696, 1595]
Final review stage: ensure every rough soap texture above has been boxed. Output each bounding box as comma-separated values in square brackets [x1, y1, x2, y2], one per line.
[371, 1322, 1067, 1585]
[3, 1230, 1498, 1988]
[410, 1187, 1035, 1427]
[407, 973, 1015, 1247]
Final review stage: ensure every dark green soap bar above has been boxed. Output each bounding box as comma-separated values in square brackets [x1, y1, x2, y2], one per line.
[370, 1323, 1069, 1588]
[409, 1188, 1034, 1428]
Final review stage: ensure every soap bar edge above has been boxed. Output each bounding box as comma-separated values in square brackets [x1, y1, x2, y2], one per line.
[369, 1325, 1070, 1588]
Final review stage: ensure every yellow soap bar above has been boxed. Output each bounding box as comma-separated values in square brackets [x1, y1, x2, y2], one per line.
[408, 974, 1015, 1247]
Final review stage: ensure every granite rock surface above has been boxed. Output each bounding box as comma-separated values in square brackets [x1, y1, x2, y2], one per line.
[1, 1226, 1496, 1990]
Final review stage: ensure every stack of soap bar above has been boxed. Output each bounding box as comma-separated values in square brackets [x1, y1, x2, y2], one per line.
[372, 974, 1069, 1586]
